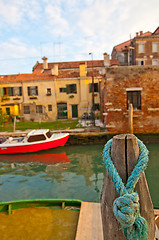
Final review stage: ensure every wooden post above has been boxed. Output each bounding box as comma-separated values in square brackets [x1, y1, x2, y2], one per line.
[13, 116, 16, 132]
[129, 104, 133, 134]
[101, 134, 155, 240]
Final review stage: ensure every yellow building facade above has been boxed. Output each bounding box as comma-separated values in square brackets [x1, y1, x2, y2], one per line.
[0, 58, 105, 122]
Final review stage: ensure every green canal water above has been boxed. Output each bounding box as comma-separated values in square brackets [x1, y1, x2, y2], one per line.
[0, 143, 158, 208]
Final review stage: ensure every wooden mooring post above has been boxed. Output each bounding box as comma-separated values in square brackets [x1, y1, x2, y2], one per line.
[101, 134, 155, 239]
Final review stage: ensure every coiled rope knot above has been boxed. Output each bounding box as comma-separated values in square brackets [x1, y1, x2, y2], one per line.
[102, 138, 149, 239]
[113, 192, 139, 228]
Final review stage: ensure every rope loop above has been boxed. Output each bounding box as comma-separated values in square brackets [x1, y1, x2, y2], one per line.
[102, 137, 149, 240]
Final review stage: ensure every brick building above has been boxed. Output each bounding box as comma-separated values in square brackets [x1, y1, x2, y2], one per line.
[101, 65, 159, 133]
[111, 26, 159, 66]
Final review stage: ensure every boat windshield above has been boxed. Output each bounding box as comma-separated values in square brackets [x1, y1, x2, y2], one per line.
[46, 131, 52, 138]
[27, 134, 46, 142]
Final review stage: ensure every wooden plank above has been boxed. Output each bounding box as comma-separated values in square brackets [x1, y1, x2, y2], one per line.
[75, 202, 103, 240]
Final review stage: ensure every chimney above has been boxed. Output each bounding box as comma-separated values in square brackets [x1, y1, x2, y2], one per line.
[79, 62, 87, 77]
[51, 64, 58, 76]
[42, 56, 48, 69]
[140, 31, 143, 36]
[136, 32, 139, 37]
[103, 53, 110, 67]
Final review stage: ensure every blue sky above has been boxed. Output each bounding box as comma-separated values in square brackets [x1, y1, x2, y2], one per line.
[0, 0, 159, 75]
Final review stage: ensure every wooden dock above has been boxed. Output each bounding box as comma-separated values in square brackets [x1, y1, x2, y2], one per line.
[75, 202, 103, 240]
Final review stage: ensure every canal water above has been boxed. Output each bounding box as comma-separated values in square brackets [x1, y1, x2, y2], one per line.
[0, 143, 158, 208]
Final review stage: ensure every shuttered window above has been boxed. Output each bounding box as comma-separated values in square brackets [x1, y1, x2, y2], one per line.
[66, 84, 77, 94]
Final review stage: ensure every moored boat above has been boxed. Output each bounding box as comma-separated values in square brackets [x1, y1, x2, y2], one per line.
[0, 129, 69, 154]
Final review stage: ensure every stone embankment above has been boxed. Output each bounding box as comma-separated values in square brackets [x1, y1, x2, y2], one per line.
[0, 129, 159, 145]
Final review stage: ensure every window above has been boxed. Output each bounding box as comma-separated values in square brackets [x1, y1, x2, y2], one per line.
[138, 44, 144, 53]
[47, 88, 51, 95]
[60, 88, 66, 93]
[1, 87, 22, 97]
[89, 83, 99, 93]
[66, 84, 77, 94]
[152, 42, 158, 52]
[6, 107, 10, 115]
[24, 106, 30, 114]
[13, 87, 22, 96]
[28, 134, 46, 142]
[152, 59, 159, 65]
[28, 86, 38, 96]
[36, 105, 43, 113]
[48, 105, 52, 111]
[127, 91, 141, 110]
[138, 60, 144, 66]
[94, 104, 100, 111]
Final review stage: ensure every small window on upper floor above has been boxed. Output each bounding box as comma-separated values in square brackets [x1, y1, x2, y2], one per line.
[152, 42, 159, 52]
[66, 84, 77, 94]
[89, 83, 99, 93]
[28, 86, 38, 96]
[152, 59, 159, 65]
[138, 44, 144, 53]
[60, 88, 66, 93]
[47, 88, 52, 95]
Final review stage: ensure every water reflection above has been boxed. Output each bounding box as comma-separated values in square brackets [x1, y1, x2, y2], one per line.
[0, 145, 105, 203]
[0, 144, 158, 208]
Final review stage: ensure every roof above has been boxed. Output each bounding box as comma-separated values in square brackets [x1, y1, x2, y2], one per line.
[112, 31, 153, 53]
[152, 27, 159, 35]
[113, 39, 132, 52]
[33, 60, 104, 73]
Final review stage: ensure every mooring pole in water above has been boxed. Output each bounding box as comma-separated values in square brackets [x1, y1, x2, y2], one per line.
[13, 116, 16, 132]
[129, 104, 133, 134]
[101, 134, 155, 240]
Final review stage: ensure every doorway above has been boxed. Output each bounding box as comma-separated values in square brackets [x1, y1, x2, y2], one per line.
[72, 105, 78, 118]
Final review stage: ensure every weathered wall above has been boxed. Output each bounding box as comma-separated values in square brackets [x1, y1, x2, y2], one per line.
[102, 65, 159, 133]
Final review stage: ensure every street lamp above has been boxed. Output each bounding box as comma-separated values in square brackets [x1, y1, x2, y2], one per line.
[89, 53, 95, 126]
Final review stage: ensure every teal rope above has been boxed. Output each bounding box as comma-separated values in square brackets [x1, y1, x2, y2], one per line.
[103, 138, 149, 240]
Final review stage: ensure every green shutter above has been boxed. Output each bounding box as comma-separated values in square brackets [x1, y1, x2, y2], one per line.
[8, 87, 13, 96]
[74, 84, 77, 93]
[28, 87, 30, 96]
[66, 85, 69, 94]
[89, 83, 92, 93]
[19, 87, 22, 96]
[35, 86, 38, 95]
[0, 88, 4, 97]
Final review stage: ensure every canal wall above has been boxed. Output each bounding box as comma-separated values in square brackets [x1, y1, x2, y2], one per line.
[66, 132, 159, 145]
[0, 131, 159, 145]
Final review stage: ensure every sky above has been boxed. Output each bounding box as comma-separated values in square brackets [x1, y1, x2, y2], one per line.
[0, 0, 159, 75]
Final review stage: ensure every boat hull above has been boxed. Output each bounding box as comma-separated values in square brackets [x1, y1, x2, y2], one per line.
[0, 134, 69, 154]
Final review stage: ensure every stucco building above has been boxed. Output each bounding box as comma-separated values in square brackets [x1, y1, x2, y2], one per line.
[0, 55, 112, 121]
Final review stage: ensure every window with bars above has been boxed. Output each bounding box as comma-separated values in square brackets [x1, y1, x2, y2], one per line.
[48, 105, 52, 111]
[36, 105, 43, 113]
[127, 91, 141, 110]
[24, 106, 30, 114]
